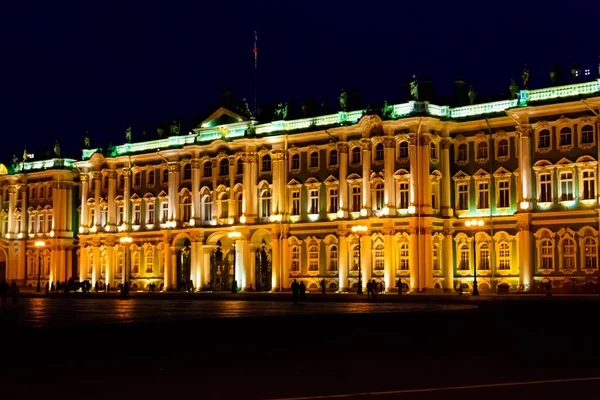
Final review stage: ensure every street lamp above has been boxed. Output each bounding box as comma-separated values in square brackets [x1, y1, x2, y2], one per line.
[228, 231, 242, 293]
[465, 219, 484, 296]
[351, 225, 368, 295]
[120, 236, 133, 286]
[34, 240, 45, 292]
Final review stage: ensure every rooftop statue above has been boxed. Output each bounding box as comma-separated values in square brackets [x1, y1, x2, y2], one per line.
[522, 64, 530, 89]
[339, 89, 347, 111]
[409, 75, 419, 100]
[157, 128, 164, 138]
[509, 79, 519, 99]
[84, 135, 91, 149]
[240, 99, 253, 119]
[468, 86, 476, 105]
[125, 127, 132, 143]
[11, 154, 18, 168]
[54, 141, 60, 157]
[282, 102, 288, 120]
[169, 121, 180, 136]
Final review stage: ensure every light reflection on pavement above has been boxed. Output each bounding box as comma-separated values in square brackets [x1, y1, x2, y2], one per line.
[4, 298, 476, 328]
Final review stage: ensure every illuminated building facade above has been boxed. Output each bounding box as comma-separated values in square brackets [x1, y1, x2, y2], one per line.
[1, 79, 599, 293]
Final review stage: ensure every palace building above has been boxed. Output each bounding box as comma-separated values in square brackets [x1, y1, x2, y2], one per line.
[1, 78, 599, 293]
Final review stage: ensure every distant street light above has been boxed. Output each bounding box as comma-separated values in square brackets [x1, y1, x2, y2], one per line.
[228, 231, 242, 293]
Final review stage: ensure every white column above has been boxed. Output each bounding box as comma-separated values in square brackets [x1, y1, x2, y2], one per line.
[443, 227, 455, 291]
[190, 239, 198, 290]
[421, 135, 432, 215]
[106, 245, 115, 288]
[250, 155, 258, 219]
[80, 245, 89, 281]
[361, 234, 371, 290]
[92, 246, 100, 289]
[519, 126, 533, 208]
[66, 184, 73, 232]
[163, 241, 171, 290]
[20, 187, 27, 235]
[361, 140, 372, 212]
[272, 151, 281, 214]
[242, 238, 252, 290]
[409, 224, 418, 291]
[271, 233, 279, 291]
[107, 170, 117, 230]
[423, 226, 433, 290]
[7, 186, 17, 234]
[383, 137, 396, 214]
[167, 163, 179, 223]
[80, 173, 89, 229]
[281, 234, 290, 291]
[242, 154, 251, 220]
[409, 136, 418, 210]
[338, 231, 348, 292]
[203, 249, 211, 290]
[93, 172, 102, 230]
[339, 143, 349, 217]
[196, 239, 204, 290]
[228, 159, 235, 219]
[383, 228, 394, 292]
[441, 139, 453, 217]
[518, 218, 533, 290]
[191, 159, 201, 223]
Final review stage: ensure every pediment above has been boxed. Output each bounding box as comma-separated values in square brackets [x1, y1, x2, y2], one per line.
[199, 107, 249, 128]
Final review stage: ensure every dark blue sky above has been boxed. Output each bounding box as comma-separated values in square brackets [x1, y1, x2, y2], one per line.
[2, 1, 598, 163]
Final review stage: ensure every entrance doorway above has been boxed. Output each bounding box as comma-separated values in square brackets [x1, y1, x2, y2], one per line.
[176, 238, 191, 291]
[255, 240, 272, 291]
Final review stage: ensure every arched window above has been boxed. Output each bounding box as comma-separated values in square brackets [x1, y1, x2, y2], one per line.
[291, 153, 300, 170]
[374, 183, 384, 211]
[291, 246, 300, 271]
[204, 161, 212, 177]
[352, 147, 361, 163]
[132, 251, 140, 274]
[147, 170, 155, 186]
[459, 244, 470, 270]
[219, 159, 229, 176]
[477, 142, 488, 159]
[399, 243, 409, 270]
[581, 125, 594, 144]
[133, 172, 141, 187]
[498, 139, 509, 157]
[202, 195, 212, 223]
[328, 245, 338, 271]
[584, 237, 598, 269]
[398, 142, 409, 158]
[541, 238, 553, 269]
[352, 245, 360, 270]
[309, 152, 319, 168]
[430, 142, 437, 159]
[260, 189, 271, 218]
[183, 164, 192, 180]
[563, 238, 575, 269]
[262, 154, 271, 172]
[432, 244, 440, 270]
[374, 143, 384, 161]
[145, 249, 154, 273]
[220, 193, 229, 219]
[457, 144, 467, 162]
[539, 129, 550, 148]
[329, 150, 338, 167]
[162, 168, 168, 184]
[560, 127, 572, 146]
[308, 245, 319, 271]
[236, 193, 243, 219]
[498, 242, 510, 269]
[478, 242, 490, 270]
[373, 243, 384, 270]
[180, 196, 191, 222]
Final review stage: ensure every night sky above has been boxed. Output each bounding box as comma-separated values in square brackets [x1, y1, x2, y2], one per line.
[3, 1, 598, 164]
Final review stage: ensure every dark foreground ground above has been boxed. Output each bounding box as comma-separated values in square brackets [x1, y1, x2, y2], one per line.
[1, 296, 600, 400]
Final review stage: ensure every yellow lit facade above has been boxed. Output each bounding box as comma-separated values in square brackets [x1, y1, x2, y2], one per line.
[1, 79, 600, 292]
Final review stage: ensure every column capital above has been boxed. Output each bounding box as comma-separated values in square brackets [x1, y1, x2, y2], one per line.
[337, 230, 349, 238]
[517, 126, 532, 138]
[381, 137, 396, 148]
[91, 171, 102, 180]
[337, 142, 349, 153]
[80, 174, 90, 183]
[442, 228, 455, 236]
[107, 170, 118, 179]
[382, 228, 395, 236]
[271, 150, 284, 161]
[440, 138, 452, 149]
[360, 139, 372, 151]
[167, 163, 179, 173]
[191, 159, 202, 169]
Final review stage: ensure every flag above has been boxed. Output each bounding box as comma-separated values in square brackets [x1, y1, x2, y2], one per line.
[253, 31, 258, 69]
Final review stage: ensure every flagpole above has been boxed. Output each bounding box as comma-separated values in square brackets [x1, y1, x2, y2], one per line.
[253, 30, 258, 117]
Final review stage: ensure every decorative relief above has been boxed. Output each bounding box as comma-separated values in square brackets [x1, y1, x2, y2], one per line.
[337, 142, 349, 153]
[80, 174, 89, 183]
[381, 137, 396, 148]
[191, 159, 201, 169]
[107, 170, 118, 179]
[441, 138, 452, 150]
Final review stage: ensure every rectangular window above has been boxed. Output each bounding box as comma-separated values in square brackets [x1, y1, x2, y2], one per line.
[399, 182, 409, 209]
[291, 191, 300, 216]
[133, 204, 141, 225]
[560, 172, 574, 201]
[478, 182, 489, 209]
[147, 203, 155, 224]
[160, 202, 168, 223]
[583, 170, 595, 200]
[309, 189, 319, 214]
[328, 188, 338, 213]
[352, 187, 361, 212]
[458, 183, 469, 210]
[540, 174, 552, 203]
[498, 180, 510, 208]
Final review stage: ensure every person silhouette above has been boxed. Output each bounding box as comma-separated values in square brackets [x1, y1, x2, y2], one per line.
[291, 279, 299, 304]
